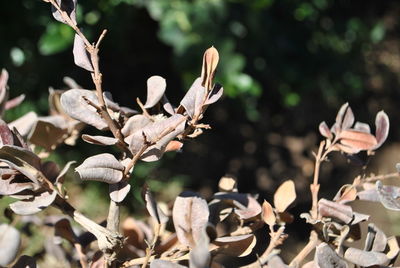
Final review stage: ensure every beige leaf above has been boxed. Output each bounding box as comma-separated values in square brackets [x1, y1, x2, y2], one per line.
[262, 200, 276, 226]
[201, 46, 219, 91]
[218, 176, 237, 192]
[274, 180, 296, 213]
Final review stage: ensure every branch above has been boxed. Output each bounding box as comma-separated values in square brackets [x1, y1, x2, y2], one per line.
[289, 230, 319, 267]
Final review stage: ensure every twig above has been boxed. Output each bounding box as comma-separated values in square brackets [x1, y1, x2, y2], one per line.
[136, 98, 152, 119]
[141, 224, 161, 268]
[289, 230, 319, 267]
[363, 172, 400, 183]
[310, 141, 325, 220]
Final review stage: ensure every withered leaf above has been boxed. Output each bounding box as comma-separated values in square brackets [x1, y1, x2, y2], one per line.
[218, 176, 237, 192]
[142, 185, 168, 225]
[172, 192, 209, 248]
[162, 95, 175, 115]
[189, 226, 210, 268]
[357, 189, 380, 202]
[338, 130, 377, 152]
[0, 223, 21, 266]
[213, 234, 255, 257]
[262, 200, 276, 226]
[376, 181, 400, 211]
[204, 84, 224, 105]
[315, 243, 348, 268]
[60, 89, 107, 130]
[82, 134, 118, 146]
[12, 255, 36, 268]
[374, 111, 389, 149]
[75, 153, 124, 184]
[121, 114, 151, 137]
[386, 236, 400, 260]
[9, 111, 38, 137]
[319, 121, 332, 140]
[335, 103, 349, 132]
[318, 199, 353, 224]
[10, 190, 57, 215]
[144, 76, 166, 108]
[165, 140, 183, 153]
[0, 145, 42, 184]
[333, 184, 357, 204]
[274, 180, 296, 213]
[28, 116, 69, 151]
[73, 34, 94, 72]
[342, 105, 354, 130]
[364, 224, 387, 252]
[201, 46, 219, 90]
[0, 119, 13, 145]
[268, 255, 289, 268]
[354, 122, 371, 133]
[51, 0, 77, 25]
[234, 195, 262, 220]
[0, 174, 34, 195]
[344, 247, 388, 266]
[109, 181, 131, 203]
[54, 218, 76, 243]
[179, 78, 206, 119]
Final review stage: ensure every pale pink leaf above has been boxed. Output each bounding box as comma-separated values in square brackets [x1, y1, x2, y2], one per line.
[338, 130, 377, 151]
[122, 115, 151, 137]
[5, 94, 25, 110]
[10, 191, 57, 216]
[374, 110, 389, 149]
[0, 119, 14, 146]
[319, 121, 332, 139]
[51, 0, 77, 25]
[262, 200, 276, 226]
[82, 134, 118, 146]
[354, 122, 371, 133]
[318, 199, 353, 224]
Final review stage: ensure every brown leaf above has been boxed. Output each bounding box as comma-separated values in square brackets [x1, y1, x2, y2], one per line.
[0, 223, 21, 266]
[374, 111, 389, 149]
[28, 116, 69, 151]
[338, 130, 377, 152]
[54, 218, 76, 243]
[172, 192, 209, 248]
[318, 199, 353, 224]
[75, 153, 124, 184]
[274, 180, 296, 213]
[0, 119, 14, 146]
[262, 200, 276, 226]
[144, 76, 167, 108]
[333, 184, 357, 204]
[73, 34, 94, 72]
[201, 46, 219, 90]
[344, 247, 388, 266]
[213, 234, 255, 257]
[165, 140, 183, 153]
[179, 78, 207, 119]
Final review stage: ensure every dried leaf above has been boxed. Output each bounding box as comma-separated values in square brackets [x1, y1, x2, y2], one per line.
[234, 195, 262, 220]
[162, 95, 175, 115]
[5, 94, 25, 110]
[10, 190, 57, 215]
[338, 130, 377, 151]
[54, 218, 76, 243]
[318, 199, 353, 224]
[205, 84, 224, 105]
[342, 106, 354, 130]
[28, 116, 69, 151]
[150, 260, 186, 268]
[189, 226, 210, 268]
[274, 180, 296, 212]
[335, 103, 349, 132]
[376, 181, 400, 211]
[12, 255, 37, 268]
[218, 176, 237, 192]
[121, 115, 152, 137]
[165, 140, 183, 153]
[73, 34, 94, 72]
[82, 134, 118, 146]
[0, 119, 13, 146]
[109, 181, 131, 202]
[0, 145, 42, 184]
[374, 111, 389, 149]
[354, 122, 371, 133]
[172, 192, 209, 248]
[319, 121, 332, 140]
[315, 243, 348, 268]
[75, 153, 124, 184]
[179, 78, 207, 119]
[386, 236, 400, 260]
[201, 46, 219, 90]
[60, 89, 107, 130]
[9, 111, 38, 137]
[333, 185, 357, 204]
[262, 200, 276, 226]
[268, 255, 289, 268]
[357, 189, 380, 202]
[51, 0, 77, 24]
[0, 175, 34, 195]
[364, 224, 387, 252]
[344, 247, 388, 266]
[143, 185, 169, 224]
[0, 223, 21, 266]
[144, 76, 167, 108]
[213, 234, 255, 257]
[56, 161, 75, 184]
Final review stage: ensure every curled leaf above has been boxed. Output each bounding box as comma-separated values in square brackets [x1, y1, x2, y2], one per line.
[109, 181, 131, 202]
[73, 34, 94, 72]
[51, 0, 77, 25]
[344, 247, 388, 266]
[143, 185, 169, 225]
[179, 78, 206, 119]
[315, 243, 348, 268]
[201, 46, 219, 90]
[374, 111, 389, 149]
[10, 190, 57, 215]
[82, 134, 118, 146]
[75, 153, 124, 184]
[376, 181, 400, 211]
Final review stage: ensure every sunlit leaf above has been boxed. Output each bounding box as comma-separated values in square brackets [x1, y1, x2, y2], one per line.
[144, 76, 166, 108]
[201, 46, 219, 90]
[318, 199, 353, 224]
[109, 181, 131, 203]
[82, 134, 118, 146]
[262, 200, 276, 226]
[218, 176, 237, 192]
[75, 153, 124, 184]
[142, 185, 169, 224]
[51, 0, 77, 25]
[376, 181, 400, 211]
[274, 180, 296, 212]
[179, 78, 206, 119]
[344, 247, 388, 266]
[73, 34, 94, 72]
[10, 190, 57, 215]
[172, 192, 209, 248]
[319, 121, 332, 139]
[338, 130, 377, 152]
[315, 243, 348, 268]
[213, 234, 255, 257]
[374, 110, 389, 149]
